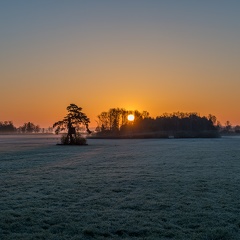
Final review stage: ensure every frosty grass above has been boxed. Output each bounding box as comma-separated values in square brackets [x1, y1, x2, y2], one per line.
[0, 135, 240, 239]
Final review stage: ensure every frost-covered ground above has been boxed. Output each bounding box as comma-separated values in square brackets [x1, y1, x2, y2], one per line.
[0, 135, 240, 240]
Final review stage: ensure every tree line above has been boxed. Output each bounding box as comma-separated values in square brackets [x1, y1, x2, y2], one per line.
[0, 121, 53, 133]
[94, 108, 237, 138]
[1, 106, 239, 137]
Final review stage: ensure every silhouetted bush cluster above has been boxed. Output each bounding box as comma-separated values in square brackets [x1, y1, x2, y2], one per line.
[60, 133, 87, 145]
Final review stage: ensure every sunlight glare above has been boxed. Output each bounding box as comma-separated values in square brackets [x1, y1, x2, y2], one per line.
[127, 114, 135, 121]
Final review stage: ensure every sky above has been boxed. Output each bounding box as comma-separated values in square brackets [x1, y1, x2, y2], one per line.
[1, 0, 240, 128]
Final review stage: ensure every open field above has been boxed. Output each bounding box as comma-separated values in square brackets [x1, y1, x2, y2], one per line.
[0, 135, 240, 239]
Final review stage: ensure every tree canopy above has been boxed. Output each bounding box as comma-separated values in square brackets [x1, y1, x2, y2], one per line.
[53, 104, 91, 144]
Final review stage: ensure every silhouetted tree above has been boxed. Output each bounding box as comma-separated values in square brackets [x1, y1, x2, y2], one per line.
[0, 121, 16, 132]
[208, 114, 217, 125]
[18, 122, 40, 133]
[109, 108, 122, 132]
[97, 111, 110, 131]
[53, 104, 91, 144]
[234, 125, 240, 133]
[224, 121, 232, 133]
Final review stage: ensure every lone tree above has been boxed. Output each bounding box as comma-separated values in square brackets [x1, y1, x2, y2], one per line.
[53, 104, 91, 145]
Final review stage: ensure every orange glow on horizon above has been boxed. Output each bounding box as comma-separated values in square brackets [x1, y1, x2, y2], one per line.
[1, 2, 240, 128]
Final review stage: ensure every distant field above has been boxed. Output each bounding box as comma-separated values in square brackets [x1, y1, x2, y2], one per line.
[0, 135, 240, 239]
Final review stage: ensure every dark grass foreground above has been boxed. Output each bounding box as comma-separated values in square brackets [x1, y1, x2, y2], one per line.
[0, 136, 240, 239]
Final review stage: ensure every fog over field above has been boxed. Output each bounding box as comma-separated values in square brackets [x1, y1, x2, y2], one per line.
[0, 135, 240, 239]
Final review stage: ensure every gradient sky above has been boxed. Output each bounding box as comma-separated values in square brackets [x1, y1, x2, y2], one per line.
[1, 1, 240, 128]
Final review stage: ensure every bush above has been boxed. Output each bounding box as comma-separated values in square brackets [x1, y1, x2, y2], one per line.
[60, 133, 87, 145]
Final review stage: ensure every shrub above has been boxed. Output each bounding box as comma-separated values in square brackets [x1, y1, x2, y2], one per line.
[60, 133, 87, 145]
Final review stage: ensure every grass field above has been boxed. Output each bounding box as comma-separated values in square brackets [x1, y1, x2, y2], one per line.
[0, 135, 240, 239]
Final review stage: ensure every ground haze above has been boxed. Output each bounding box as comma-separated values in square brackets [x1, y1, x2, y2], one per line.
[0, 135, 240, 239]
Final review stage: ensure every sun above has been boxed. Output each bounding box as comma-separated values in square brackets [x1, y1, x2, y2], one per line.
[127, 114, 135, 121]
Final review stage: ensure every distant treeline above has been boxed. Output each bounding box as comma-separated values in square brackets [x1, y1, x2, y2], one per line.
[94, 108, 237, 138]
[0, 121, 53, 133]
[0, 121, 16, 132]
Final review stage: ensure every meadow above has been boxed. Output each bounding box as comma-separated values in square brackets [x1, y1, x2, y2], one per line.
[0, 135, 240, 239]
